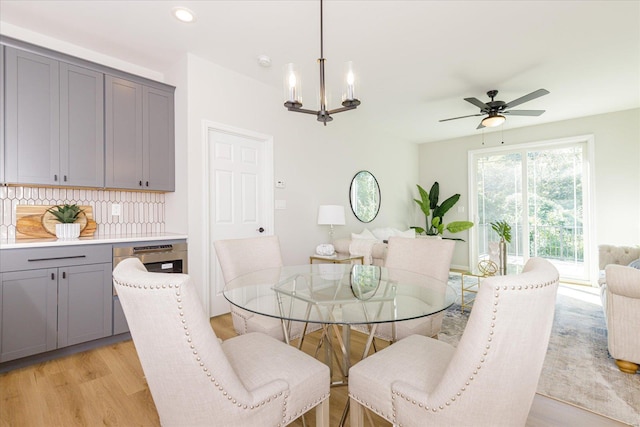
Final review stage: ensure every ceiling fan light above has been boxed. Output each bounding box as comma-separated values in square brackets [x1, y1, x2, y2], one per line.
[482, 114, 506, 127]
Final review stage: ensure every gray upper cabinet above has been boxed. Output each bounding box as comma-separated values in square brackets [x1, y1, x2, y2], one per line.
[0, 45, 5, 184]
[4, 46, 104, 187]
[60, 63, 104, 187]
[105, 75, 143, 190]
[4, 47, 60, 186]
[106, 75, 175, 191]
[144, 86, 175, 192]
[1, 37, 175, 191]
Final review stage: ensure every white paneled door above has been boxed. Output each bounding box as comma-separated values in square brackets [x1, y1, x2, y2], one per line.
[205, 122, 273, 316]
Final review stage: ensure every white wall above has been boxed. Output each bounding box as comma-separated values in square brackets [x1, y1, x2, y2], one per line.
[418, 108, 640, 269]
[168, 53, 419, 305]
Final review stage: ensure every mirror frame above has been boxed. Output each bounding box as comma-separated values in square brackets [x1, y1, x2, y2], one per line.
[349, 170, 381, 223]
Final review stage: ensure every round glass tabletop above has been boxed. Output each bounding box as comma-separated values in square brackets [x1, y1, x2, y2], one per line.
[223, 264, 456, 325]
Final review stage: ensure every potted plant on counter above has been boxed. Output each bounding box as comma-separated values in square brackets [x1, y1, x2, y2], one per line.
[411, 182, 474, 241]
[47, 204, 84, 239]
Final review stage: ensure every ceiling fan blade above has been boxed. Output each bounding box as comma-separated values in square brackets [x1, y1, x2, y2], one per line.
[476, 121, 485, 130]
[464, 97, 490, 110]
[503, 109, 546, 116]
[504, 89, 550, 108]
[439, 113, 484, 122]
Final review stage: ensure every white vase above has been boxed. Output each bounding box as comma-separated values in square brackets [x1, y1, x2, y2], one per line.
[55, 223, 81, 240]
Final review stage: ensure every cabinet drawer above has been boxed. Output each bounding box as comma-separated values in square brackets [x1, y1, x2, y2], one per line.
[0, 244, 112, 272]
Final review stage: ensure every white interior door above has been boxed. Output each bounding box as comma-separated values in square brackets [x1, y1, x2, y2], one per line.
[205, 122, 273, 316]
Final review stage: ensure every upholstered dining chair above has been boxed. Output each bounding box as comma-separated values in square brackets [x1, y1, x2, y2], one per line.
[349, 257, 559, 427]
[214, 235, 320, 342]
[112, 258, 330, 427]
[352, 236, 455, 343]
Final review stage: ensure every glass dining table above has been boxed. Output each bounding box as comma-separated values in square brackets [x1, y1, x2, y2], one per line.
[223, 263, 456, 377]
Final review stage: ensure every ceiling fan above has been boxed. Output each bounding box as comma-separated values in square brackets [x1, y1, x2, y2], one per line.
[440, 88, 550, 129]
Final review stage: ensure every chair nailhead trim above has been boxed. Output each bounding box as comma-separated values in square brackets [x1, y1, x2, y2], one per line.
[113, 276, 308, 426]
[383, 274, 559, 423]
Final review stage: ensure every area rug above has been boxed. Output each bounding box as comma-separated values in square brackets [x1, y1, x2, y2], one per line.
[440, 276, 640, 426]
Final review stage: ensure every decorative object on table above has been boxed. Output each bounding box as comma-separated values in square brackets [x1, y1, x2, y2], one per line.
[490, 220, 512, 275]
[15, 204, 97, 239]
[477, 259, 498, 276]
[315, 243, 336, 256]
[411, 182, 474, 240]
[317, 205, 345, 242]
[349, 170, 380, 223]
[283, 0, 360, 125]
[47, 204, 84, 239]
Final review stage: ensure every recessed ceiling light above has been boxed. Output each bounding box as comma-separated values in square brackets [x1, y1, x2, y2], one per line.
[172, 7, 196, 23]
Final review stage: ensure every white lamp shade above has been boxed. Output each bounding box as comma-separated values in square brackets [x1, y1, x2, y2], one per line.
[317, 205, 345, 225]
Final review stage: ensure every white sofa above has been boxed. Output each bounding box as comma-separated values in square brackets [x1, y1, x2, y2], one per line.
[333, 238, 387, 266]
[333, 228, 415, 265]
[598, 244, 640, 374]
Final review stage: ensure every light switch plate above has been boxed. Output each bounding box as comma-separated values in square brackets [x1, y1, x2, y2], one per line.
[275, 179, 286, 189]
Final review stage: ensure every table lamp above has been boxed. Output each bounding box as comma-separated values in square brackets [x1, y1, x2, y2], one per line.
[317, 205, 345, 241]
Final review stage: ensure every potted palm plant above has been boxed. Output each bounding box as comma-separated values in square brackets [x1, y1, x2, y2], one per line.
[411, 182, 474, 240]
[47, 204, 84, 239]
[490, 220, 512, 275]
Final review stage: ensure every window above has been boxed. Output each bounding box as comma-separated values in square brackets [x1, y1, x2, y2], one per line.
[469, 136, 595, 283]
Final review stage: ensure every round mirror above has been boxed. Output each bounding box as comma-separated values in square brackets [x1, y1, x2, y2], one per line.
[349, 170, 381, 223]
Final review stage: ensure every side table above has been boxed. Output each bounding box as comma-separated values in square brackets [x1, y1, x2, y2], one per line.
[309, 254, 364, 265]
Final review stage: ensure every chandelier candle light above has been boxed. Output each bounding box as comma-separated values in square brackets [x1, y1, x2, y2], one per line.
[283, 0, 361, 125]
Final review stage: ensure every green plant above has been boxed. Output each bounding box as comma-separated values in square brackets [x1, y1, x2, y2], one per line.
[411, 182, 474, 239]
[490, 220, 512, 243]
[47, 204, 84, 224]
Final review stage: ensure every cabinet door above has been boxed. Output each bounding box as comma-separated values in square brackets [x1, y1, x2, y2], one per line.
[1, 45, 5, 184]
[105, 75, 143, 190]
[4, 47, 60, 185]
[143, 86, 175, 191]
[0, 269, 58, 362]
[60, 63, 104, 187]
[57, 263, 113, 348]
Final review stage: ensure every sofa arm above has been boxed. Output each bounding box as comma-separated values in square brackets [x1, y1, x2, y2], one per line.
[605, 264, 640, 299]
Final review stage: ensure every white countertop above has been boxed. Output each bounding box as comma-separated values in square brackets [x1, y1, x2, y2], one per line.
[0, 232, 188, 250]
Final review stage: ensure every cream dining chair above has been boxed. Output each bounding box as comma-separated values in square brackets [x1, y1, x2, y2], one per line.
[214, 235, 320, 342]
[112, 258, 330, 427]
[349, 257, 559, 427]
[352, 236, 455, 343]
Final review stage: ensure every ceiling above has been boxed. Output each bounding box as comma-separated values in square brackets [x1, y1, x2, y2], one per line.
[1, 0, 638, 143]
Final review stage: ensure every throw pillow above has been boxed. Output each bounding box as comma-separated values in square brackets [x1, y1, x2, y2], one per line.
[393, 228, 416, 238]
[628, 258, 640, 269]
[372, 227, 395, 241]
[352, 228, 376, 240]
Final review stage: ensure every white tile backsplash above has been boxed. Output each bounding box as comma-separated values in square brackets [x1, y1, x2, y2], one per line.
[0, 186, 165, 240]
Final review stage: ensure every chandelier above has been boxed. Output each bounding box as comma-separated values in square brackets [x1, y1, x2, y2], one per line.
[283, 0, 361, 125]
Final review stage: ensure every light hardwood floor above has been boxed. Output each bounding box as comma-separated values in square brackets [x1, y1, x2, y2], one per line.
[0, 313, 629, 426]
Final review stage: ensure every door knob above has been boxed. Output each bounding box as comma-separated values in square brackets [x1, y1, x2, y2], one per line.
[257, 227, 265, 233]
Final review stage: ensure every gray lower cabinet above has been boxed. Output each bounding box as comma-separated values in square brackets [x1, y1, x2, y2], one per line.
[0, 269, 58, 362]
[105, 75, 175, 191]
[0, 245, 112, 363]
[4, 46, 104, 187]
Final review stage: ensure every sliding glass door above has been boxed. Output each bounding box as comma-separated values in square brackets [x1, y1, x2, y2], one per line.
[470, 137, 594, 282]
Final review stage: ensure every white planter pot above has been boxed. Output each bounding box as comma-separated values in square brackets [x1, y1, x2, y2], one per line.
[55, 223, 81, 240]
